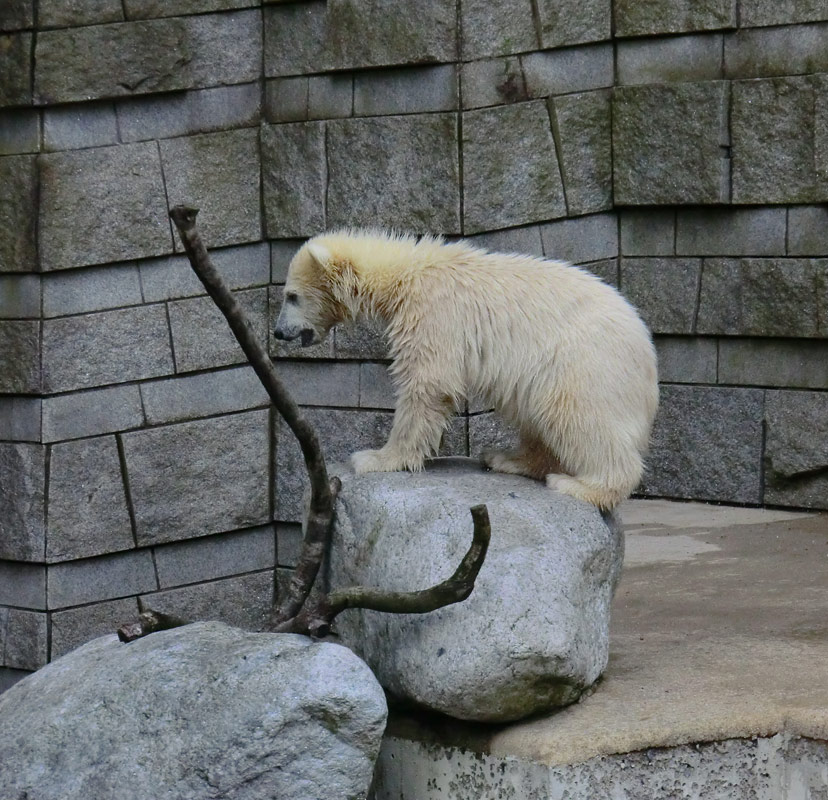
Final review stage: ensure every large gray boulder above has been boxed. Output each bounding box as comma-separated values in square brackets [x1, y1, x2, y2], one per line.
[0, 621, 388, 800]
[329, 458, 623, 723]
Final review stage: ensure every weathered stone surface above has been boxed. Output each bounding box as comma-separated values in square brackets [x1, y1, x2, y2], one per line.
[740, 0, 828, 27]
[272, 361, 361, 406]
[43, 383, 143, 443]
[468, 224, 545, 257]
[0, 668, 28, 692]
[0, 445, 44, 562]
[38, 0, 123, 28]
[42, 306, 174, 392]
[463, 101, 565, 233]
[615, 0, 736, 36]
[276, 408, 393, 521]
[619, 258, 701, 334]
[263, 1, 330, 77]
[0, 320, 39, 393]
[788, 206, 828, 256]
[0, 33, 32, 106]
[261, 121, 326, 237]
[154, 526, 275, 589]
[549, 90, 612, 216]
[35, 11, 261, 103]
[0, 562, 45, 609]
[697, 259, 819, 337]
[619, 209, 675, 256]
[461, 57, 527, 110]
[0, 109, 39, 155]
[359, 363, 395, 409]
[39, 142, 171, 270]
[536, 0, 611, 48]
[328, 114, 461, 233]
[161, 128, 261, 250]
[0, 623, 388, 800]
[584, 257, 619, 286]
[46, 437, 134, 562]
[461, 0, 536, 60]
[168, 287, 269, 372]
[617, 34, 723, 85]
[0, 1, 34, 30]
[3, 609, 47, 670]
[307, 74, 353, 119]
[43, 263, 143, 318]
[329, 458, 623, 722]
[731, 77, 821, 205]
[327, 0, 457, 69]
[354, 65, 456, 116]
[333, 318, 389, 359]
[764, 391, 828, 509]
[51, 597, 139, 660]
[48, 550, 157, 608]
[675, 207, 786, 256]
[0, 396, 40, 441]
[725, 23, 828, 79]
[264, 76, 308, 122]
[122, 410, 270, 545]
[124, 0, 256, 18]
[654, 336, 717, 384]
[613, 82, 729, 205]
[641, 385, 763, 504]
[118, 83, 260, 142]
[719, 339, 828, 390]
[0, 274, 39, 318]
[521, 44, 614, 99]
[276, 522, 303, 567]
[539, 213, 617, 264]
[0, 155, 36, 272]
[468, 411, 520, 455]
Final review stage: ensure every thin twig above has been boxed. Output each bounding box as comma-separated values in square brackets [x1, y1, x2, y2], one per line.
[117, 610, 189, 643]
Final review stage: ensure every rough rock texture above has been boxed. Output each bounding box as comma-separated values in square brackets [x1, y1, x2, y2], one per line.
[0, 444, 45, 562]
[328, 458, 623, 723]
[536, 0, 611, 48]
[614, 0, 736, 36]
[0, 155, 37, 272]
[0, 622, 388, 800]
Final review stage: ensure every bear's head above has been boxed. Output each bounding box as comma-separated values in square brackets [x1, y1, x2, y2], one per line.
[273, 240, 353, 347]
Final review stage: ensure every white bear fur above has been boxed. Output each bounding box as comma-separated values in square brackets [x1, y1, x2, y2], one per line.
[275, 229, 659, 510]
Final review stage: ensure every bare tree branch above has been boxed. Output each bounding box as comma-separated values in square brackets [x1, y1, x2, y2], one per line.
[117, 610, 189, 643]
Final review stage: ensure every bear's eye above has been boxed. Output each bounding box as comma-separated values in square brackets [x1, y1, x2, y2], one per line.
[285, 291, 299, 305]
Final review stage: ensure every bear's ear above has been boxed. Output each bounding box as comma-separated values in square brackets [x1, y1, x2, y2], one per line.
[306, 242, 333, 270]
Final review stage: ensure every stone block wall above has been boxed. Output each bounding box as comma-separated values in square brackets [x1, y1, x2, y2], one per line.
[1, 0, 827, 688]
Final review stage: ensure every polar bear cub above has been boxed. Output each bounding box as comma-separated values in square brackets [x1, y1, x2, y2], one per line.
[274, 229, 658, 510]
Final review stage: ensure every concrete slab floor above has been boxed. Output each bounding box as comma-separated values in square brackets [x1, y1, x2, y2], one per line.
[383, 498, 828, 767]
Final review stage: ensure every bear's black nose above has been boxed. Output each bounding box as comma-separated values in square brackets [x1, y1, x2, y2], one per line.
[273, 328, 287, 340]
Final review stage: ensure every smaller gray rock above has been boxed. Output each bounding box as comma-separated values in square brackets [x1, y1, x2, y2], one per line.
[0, 622, 388, 800]
[329, 458, 623, 723]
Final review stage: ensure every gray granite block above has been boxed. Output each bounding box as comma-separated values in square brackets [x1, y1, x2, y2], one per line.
[276, 522, 303, 568]
[521, 44, 614, 99]
[140, 571, 273, 631]
[271, 361, 361, 407]
[117, 83, 260, 142]
[460, 0, 537, 60]
[468, 411, 520, 458]
[620, 209, 675, 256]
[359, 363, 395, 409]
[327, 0, 457, 70]
[35, 11, 261, 103]
[620, 258, 701, 335]
[160, 128, 262, 251]
[308, 74, 353, 119]
[719, 339, 828, 390]
[271, 240, 304, 283]
[654, 336, 717, 384]
[697, 259, 820, 337]
[0, 562, 45, 609]
[48, 550, 157, 609]
[354, 65, 456, 116]
[140, 367, 269, 426]
[467, 224, 545, 257]
[461, 57, 527, 110]
[788, 206, 828, 256]
[536, 0, 611, 48]
[43, 103, 118, 151]
[614, 0, 736, 36]
[261, 121, 326, 238]
[139, 242, 270, 303]
[333, 319, 389, 360]
[0, 109, 39, 155]
[0, 397, 41, 442]
[0, 1, 34, 30]
[168, 287, 268, 372]
[122, 410, 270, 546]
[3, 610, 47, 670]
[0, 668, 29, 693]
[39, 142, 172, 271]
[38, 0, 123, 28]
[0, 155, 37, 272]
[549, 90, 612, 216]
[617, 34, 724, 85]
[640, 385, 763, 505]
[539, 213, 618, 264]
[43, 263, 143, 318]
[154, 525, 276, 589]
[675, 207, 787, 256]
[725, 23, 828, 79]
[42, 385, 144, 443]
[0, 32, 32, 106]
[46, 436, 134, 562]
[124, 0, 256, 18]
[740, 0, 828, 27]
[275, 408, 394, 521]
[264, 77, 308, 123]
[50, 597, 139, 660]
[613, 82, 730, 205]
[463, 101, 565, 233]
[0, 321, 39, 393]
[0, 274, 39, 318]
[42, 305, 174, 393]
[584, 257, 619, 287]
[328, 114, 461, 233]
[764, 390, 828, 509]
[0, 445, 45, 562]
[264, 1, 330, 77]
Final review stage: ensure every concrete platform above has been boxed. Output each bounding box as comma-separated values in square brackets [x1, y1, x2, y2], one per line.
[373, 498, 828, 799]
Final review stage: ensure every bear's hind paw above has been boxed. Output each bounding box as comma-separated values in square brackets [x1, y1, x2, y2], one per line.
[351, 449, 410, 474]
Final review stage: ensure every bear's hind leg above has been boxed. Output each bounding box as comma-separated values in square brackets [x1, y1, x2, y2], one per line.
[482, 433, 561, 481]
[545, 473, 627, 512]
